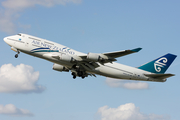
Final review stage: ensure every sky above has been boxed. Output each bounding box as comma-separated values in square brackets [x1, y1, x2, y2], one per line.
[0, 0, 180, 120]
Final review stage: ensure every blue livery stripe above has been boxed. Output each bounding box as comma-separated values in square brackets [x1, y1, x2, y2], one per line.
[31, 47, 59, 53]
[31, 47, 50, 51]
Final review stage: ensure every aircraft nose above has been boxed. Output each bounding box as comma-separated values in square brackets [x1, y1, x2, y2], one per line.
[3, 37, 8, 43]
[4, 37, 12, 46]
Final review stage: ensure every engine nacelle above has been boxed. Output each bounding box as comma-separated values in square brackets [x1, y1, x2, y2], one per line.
[87, 53, 108, 62]
[52, 64, 69, 72]
[59, 54, 75, 62]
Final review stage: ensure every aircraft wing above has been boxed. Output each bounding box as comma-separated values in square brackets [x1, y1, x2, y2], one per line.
[43, 48, 142, 72]
[103, 47, 142, 58]
[79, 47, 142, 64]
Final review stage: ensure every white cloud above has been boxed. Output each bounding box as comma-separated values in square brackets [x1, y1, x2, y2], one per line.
[0, 0, 82, 33]
[0, 63, 45, 93]
[0, 104, 33, 117]
[106, 78, 149, 90]
[97, 103, 170, 120]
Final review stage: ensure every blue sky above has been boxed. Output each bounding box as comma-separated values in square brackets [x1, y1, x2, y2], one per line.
[0, 0, 180, 120]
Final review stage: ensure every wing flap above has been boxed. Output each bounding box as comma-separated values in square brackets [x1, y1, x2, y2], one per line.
[144, 73, 175, 79]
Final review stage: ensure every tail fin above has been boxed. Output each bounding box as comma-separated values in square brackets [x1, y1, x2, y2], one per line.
[138, 53, 177, 73]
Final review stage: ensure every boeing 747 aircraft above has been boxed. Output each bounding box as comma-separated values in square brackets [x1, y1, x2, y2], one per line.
[4, 33, 177, 82]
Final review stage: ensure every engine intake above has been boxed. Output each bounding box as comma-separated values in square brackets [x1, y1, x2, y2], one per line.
[52, 64, 69, 72]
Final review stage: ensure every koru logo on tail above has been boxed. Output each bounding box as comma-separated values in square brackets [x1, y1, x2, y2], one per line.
[154, 57, 167, 72]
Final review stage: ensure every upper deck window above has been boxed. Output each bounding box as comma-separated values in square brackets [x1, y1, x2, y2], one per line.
[17, 34, 21, 36]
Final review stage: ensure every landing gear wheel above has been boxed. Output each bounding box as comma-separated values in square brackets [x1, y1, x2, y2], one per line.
[72, 72, 76, 79]
[15, 54, 18, 58]
[73, 75, 76, 79]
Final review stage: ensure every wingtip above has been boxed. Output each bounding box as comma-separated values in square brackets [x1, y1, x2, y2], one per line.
[131, 48, 142, 52]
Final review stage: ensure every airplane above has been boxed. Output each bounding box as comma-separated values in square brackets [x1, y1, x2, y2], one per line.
[3, 33, 177, 82]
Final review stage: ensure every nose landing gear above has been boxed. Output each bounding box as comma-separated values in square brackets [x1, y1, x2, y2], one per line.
[15, 51, 20, 58]
[15, 54, 18, 58]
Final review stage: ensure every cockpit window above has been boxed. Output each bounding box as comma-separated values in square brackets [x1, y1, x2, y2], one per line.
[17, 34, 21, 36]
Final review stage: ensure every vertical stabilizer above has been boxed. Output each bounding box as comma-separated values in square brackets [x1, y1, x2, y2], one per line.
[138, 53, 177, 73]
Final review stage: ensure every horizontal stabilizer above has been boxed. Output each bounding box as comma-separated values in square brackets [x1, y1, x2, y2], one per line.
[144, 73, 175, 79]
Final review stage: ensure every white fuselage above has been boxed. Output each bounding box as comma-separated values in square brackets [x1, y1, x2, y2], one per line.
[3, 33, 166, 82]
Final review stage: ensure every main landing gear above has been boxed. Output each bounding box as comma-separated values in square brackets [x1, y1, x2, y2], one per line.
[71, 71, 86, 79]
[71, 64, 88, 79]
[72, 72, 76, 79]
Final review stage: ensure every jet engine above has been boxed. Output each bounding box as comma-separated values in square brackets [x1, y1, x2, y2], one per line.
[52, 64, 69, 72]
[59, 54, 76, 62]
[87, 53, 108, 62]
